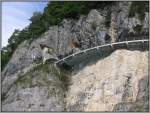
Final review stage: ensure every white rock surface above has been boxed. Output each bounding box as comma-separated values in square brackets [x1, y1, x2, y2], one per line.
[66, 50, 148, 111]
[1, 1, 149, 111]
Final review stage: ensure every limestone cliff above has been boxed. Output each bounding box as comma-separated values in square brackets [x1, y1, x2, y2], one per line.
[2, 50, 148, 111]
[66, 50, 148, 111]
[1, 1, 149, 112]
[2, 2, 149, 83]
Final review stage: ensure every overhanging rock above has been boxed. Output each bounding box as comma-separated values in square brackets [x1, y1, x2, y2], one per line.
[56, 40, 149, 68]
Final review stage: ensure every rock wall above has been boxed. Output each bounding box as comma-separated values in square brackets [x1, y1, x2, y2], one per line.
[2, 49, 149, 111]
[66, 49, 148, 111]
[1, 1, 149, 112]
[2, 64, 67, 111]
[2, 2, 148, 82]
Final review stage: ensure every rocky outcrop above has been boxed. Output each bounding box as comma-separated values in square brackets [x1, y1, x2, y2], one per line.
[66, 50, 148, 111]
[2, 49, 148, 111]
[113, 75, 149, 112]
[2, 64, 68, 111]
[2, 2, 148, 81]
[1, 1, 149, 112]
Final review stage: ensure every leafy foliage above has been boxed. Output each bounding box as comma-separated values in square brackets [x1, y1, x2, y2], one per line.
[29, 12, 47, 39]
[1, 46, 12, 70]
[128, 1, 149, 21]
[91, 21, 97, 31]
[14, 63, 71, 92]
[133, 24, 143, 33]
[43, 1, 113, 25]
[1, 1, 114, 70]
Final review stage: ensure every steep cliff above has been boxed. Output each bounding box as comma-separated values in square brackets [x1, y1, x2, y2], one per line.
[1, 1, 149, 112]
[66, 50, 148, 111]
[2, 50, 148, 111]
[2, 2, 149, 79]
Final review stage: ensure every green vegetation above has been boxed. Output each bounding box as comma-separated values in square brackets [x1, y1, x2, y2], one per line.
[43, 1, 113, 25]
[1, 1, 113, 70]
[14, 63, 71, 92]
[2, 1, 148, 70]
[133, 104, 145, 112]
[32, 62, 51, 73]
[133, 24, 143, 33]
[1, 48, 11, 70]
[113, 101, 147, 112]
[128, 1, 149, 21]
[91, 21, 97, 31]
[14, 63, 57, 88]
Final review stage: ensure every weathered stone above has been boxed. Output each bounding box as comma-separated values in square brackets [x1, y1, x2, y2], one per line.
[66, 50, 148, 111]
[1, 1, 149, 111]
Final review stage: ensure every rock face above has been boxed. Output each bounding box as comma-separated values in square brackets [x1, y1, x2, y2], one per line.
[1, 1, 149, 112]
[2, 64, 67, 111]
[2, 50, 149, 111]
[2, 2, 148, 81]
[66, 50, 148, 111]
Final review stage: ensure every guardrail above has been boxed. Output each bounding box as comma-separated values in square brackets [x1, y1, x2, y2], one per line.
[55, 39, 149, 66]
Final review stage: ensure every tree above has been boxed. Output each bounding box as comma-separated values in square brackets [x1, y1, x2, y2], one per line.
[1, 1, 117, 70]
[8, 29, 20, 52]
[28, 12, 46, 39]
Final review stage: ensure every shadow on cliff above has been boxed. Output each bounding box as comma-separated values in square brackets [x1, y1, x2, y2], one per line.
[68, 47, 148, 74]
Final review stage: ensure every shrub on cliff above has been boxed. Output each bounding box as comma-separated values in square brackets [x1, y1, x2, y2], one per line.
[1, 1, 113, 70]
[128, 1, 149, 21]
